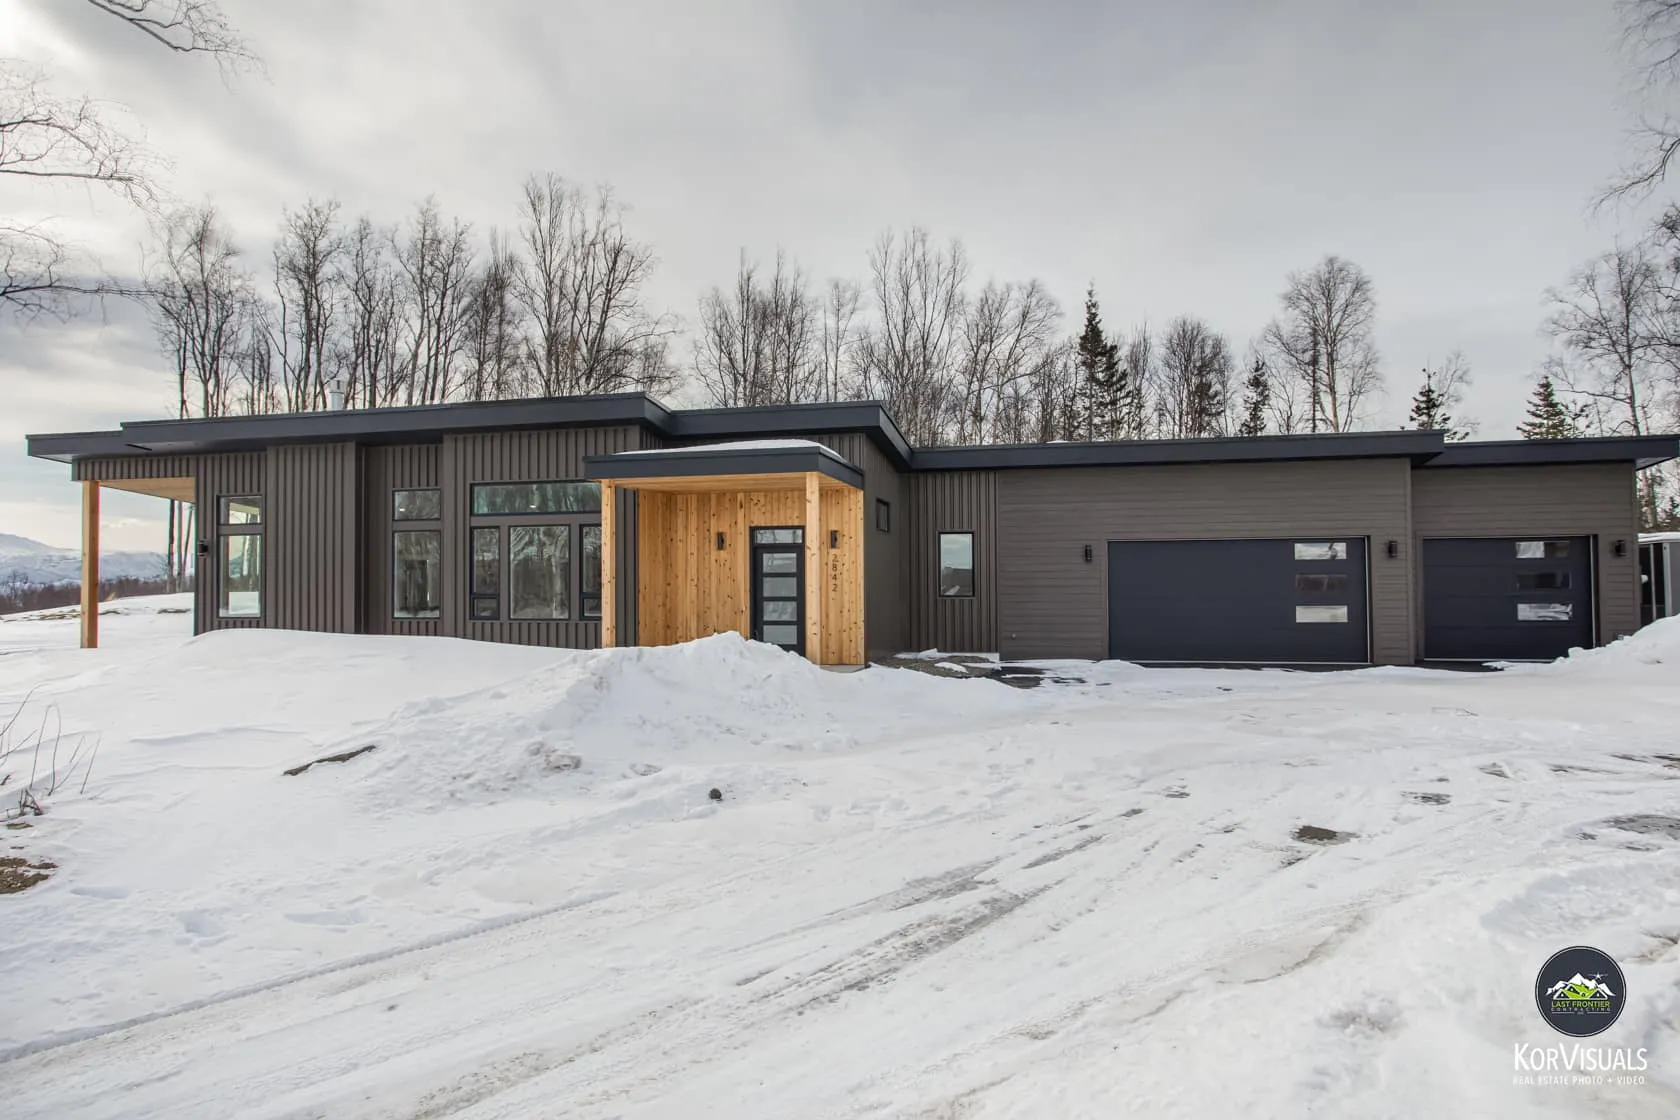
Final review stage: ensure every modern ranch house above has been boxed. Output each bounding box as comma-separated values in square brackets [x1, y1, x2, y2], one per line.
[27, 394, 1677, 667]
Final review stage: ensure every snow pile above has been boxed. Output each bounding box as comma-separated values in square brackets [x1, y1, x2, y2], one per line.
[1505, 615, 1680, 676]
[613, 438, 846, 459]
[348, 631, 1045, 808]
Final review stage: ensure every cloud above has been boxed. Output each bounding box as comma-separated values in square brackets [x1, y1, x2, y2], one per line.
[2, 0, 1670, 547]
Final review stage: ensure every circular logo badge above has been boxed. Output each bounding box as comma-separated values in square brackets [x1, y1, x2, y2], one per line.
[1535, 945, 1625, 1037]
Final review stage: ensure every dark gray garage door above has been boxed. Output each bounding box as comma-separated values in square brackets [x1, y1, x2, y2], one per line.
[1107, 538, 1370, 664]
[1422, 537, 1594, 661]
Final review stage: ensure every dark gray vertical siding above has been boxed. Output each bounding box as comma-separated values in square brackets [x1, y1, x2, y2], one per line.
[193, 452, 266, 635]
[363, 444, 441, 636]
[72, 455, 199, 482]
[905, 470, 999, 653]
[1411, 464, 1641, 649]
[268, 443, 359, 633]
[810, 434, 908, 657]
[442, 426, 644, 648]
[994, 459, 1415, 663]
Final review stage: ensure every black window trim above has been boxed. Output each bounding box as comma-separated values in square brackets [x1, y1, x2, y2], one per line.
[937, 530, 976, 599]
[219, 494, 263, 529]
[392, 487, 442, 522]
[217, 532, 263, 620]
[875, 498, 891, 533]
[392, 527, 443, 620]
[470, 480, 603, 517]
[470, 525, 501, 621]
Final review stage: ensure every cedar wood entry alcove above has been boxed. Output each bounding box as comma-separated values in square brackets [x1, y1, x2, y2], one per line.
[585, 441, 865, 667]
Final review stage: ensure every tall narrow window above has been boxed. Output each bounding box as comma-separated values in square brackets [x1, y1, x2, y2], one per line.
[471, 527, 500, 620]
[393, 531, 442, 618]
[218, 494, 263, 618]
[581, 525, 602, 620]
[938, 532, 975, 598]
[509, 525, 570, 619]
[219, 534, 262, 618]
[876, 499, 891, 532]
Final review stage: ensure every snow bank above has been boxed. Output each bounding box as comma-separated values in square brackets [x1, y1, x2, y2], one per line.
[346, 631, 1044, 809]
[1503, 616, 1680, 676]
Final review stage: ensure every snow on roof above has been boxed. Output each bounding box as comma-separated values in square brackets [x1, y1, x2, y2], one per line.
[1640, 532, 1680, 545]
[614, 439, 848, 462]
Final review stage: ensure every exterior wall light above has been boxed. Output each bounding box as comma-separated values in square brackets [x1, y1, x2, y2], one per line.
[1083, 544, 1093, 563]
[1386, 539, 1399, 559]
[830, 529, 839, 548]
[1613, 539, 1627, 558]
[716, 531, 726, 550]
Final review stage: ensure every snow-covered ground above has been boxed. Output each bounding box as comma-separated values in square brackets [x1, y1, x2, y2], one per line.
[1, 596, 1678, 1118]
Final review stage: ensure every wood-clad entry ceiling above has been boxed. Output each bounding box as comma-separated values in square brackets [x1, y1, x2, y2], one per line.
[93, 476, 196, 503]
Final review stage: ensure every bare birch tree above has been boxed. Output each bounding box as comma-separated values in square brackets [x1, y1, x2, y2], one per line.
[694, 250, 821, 407]
[853, 228, 969, 445]
[270, 199, 342, 411]
[1260, 255, 1381, 432]
[817, 278, 861, 403]
[953, 279, 1062, 444]
[1, 1, 252, 318]
[337, 216, 402, 408]
[460, 229, 525, 402]
[393, 198, 474, 405]
[1155, 315, 1234, 438]
[514, 173, 675, 397]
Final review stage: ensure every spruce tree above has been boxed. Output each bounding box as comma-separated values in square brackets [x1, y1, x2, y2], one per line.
[1074, 286, 1129, 440]
[1407, 367, 1452, 433]
[1516, 376, 1587, 439]
[1235, 358, 1270, 437]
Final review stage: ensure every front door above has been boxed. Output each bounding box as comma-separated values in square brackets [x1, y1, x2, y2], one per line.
[751, 527, 804, 654]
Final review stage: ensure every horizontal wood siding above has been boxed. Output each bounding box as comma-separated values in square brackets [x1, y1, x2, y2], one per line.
[811, 434, 907, 658]
[193, 452, 266, 635]
[906, 470, 998, 654]
[445, 426, 643, 647]
[995, 459, 1414, 663]
[1411, 464, 1640, 648]
[363, 445, 441, 636]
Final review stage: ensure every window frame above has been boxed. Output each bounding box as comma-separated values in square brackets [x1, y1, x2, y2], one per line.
[875, 499, 891, 533]
[470, 481, 602, 517]
[392, 488, 442, 522]
[392, 528, 443, 619]
[217, 493, 263, 619]
[937, 531, 976, 599]
[507, 522, 574, 621]
[466, 480, 605, 625]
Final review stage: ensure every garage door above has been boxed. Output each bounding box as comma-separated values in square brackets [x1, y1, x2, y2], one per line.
[1421, 537, 1593, 661]
[1107, 538, 1370, 664]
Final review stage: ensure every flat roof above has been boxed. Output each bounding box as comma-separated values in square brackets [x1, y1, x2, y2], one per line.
[584, 443, 864, 489]
[23, 394, 1679, 473]
[1420, 436, 1679, 470]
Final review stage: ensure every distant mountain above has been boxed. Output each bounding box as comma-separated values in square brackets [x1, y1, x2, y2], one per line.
[0, 533, 168, 588]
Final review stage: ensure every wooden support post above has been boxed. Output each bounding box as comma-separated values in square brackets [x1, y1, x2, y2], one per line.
[600, 481, 617, 648]
[81, 480, 99, 649]
[804, 471, 823, 664]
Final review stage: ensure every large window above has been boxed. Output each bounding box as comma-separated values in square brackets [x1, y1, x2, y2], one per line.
[510, 524, 571, 619]
[938, 532, 975, 598]
[472, 482, 601, 516]
[394, 531, 442, 618]
[218, 495, 262, 619]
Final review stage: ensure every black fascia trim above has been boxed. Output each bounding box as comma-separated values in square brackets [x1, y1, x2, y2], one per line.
[1421, 436, 1680, 470]
[909, 429, 1446, 471]
[584, 447, 864, 489]
[669, 402, 913, 469]
[24, 430, 146, 463]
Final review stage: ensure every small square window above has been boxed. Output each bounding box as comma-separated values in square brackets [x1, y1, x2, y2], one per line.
[876, 499, 891, 532]
[1516, 540, 1571, 559]
[1294, 542, 1347, 561]
[939, 532, 975, 598]
[220, 496, 262, 526]
[1296, 604, 1348, 623]
[752, 528, 803, 545]
[393, 489, 441, 521]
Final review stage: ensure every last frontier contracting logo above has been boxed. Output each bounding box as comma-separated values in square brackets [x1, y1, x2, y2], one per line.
[1534, 945, 1625, 1037]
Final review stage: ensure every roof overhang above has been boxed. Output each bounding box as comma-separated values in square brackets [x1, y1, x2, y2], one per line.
[1420, 436, 1680, 470]
[585, 445, 863, 490]
[668, 402, 912, 469]
[912, 429, 1446, 470]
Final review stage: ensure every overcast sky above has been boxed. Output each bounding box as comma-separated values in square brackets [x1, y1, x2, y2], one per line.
[0, 0, 1668, 551]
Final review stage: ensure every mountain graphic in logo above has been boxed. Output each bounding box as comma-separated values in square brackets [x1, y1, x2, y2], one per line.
[1535, 947, 1626, 1037]
[1545, 974, 1615, 1002]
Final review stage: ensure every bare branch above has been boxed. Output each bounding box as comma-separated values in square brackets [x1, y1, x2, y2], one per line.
[81, 0, 259, 72]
